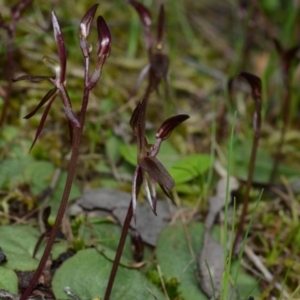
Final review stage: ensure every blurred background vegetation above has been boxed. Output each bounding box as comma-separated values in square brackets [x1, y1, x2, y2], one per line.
[1, 0, 300, 298]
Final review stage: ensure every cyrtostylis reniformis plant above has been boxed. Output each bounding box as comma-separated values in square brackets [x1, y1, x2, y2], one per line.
[104, 96, 189, 299]
[15, 5, 111, 299]
[269, 39, 299, 183]
[228, 72, 262, 254]
[104, 3, 189, 298]
[129, 0, 170, 96]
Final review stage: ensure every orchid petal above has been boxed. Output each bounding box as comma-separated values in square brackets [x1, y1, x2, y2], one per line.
[156, 5, 165, 50]
[130, 97, 148, 152]
[149, 175, 157, 214]
[156, 114, 189, 140]
[142, 172, 156, 215]
[132, 166, 143, 223]
[138, 156, 174, 190]
[158, 183, 174, 203]
[128, 0, 152, 53]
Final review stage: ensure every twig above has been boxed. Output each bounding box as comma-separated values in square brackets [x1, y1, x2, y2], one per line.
[244, 245, 290, 299]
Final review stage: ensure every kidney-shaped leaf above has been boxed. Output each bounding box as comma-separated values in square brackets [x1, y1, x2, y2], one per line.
[52, 248, 165, 300]
[0, 225, 67, 271]
[0, 267, 18, 294]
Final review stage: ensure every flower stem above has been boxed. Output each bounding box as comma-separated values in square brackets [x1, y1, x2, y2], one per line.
[104, 201, 133, 300]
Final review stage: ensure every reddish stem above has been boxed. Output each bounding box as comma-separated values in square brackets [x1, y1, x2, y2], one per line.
[20, 68, 92, 300]
[104, 201, 133, 300]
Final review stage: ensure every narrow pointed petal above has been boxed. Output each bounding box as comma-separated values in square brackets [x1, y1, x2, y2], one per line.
[128, 0, 152, 52]
[156, 114, 189, 140]
[132, 166, 143, 223]
[128, 0, 151, 27]
[138, 156, 174, 190]
[12, 75, 53, 83]
[24, 88, 58, 119]
[143, 172, 156, 215]
[149, 176, 157, 214]
[29, 94, 57, 152]
[96, 16, 111, 59]
[130, 98, 148, 151]
[159, 183, 175, 203]
[156, 5, 165, 50]
[63, 106, 80, 128]
[52, 11, 66, 83]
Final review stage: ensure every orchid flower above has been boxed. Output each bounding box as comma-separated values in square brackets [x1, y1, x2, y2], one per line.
[128, 0, 169, 93]
[130, 96, 189, 220]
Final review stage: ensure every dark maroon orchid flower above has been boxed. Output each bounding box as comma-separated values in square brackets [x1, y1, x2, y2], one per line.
[13, 11, 80, 151]
[128, 0, 169, 93]
[79, 4, 111, 90]
[130, 96, 189, 220]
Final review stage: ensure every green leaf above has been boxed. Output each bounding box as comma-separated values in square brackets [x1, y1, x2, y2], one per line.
[120, 144, 137, 166]
[0, 225, 67, 271]
[156, 222, 260, 300]
[0, 157, 33, 189]
[169, 154, 211, 184]
[52, 248, 165, 300]
[105, 135, 123, 163]
[0, 267, 18, 293]
[79, 222, 133, 267]
[23, 160, 55, 194]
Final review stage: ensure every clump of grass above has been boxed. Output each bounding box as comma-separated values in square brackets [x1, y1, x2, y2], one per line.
[269, 39, 299, 183]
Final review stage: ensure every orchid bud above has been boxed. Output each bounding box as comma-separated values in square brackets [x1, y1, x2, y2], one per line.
[156, 114, 189, 140]
[238, 72, 261, 100]
[79, 4, 98, 58]
[96, 16, 111, 59]
[79, 4, 98, 39]
[51, 11, 66, 84]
